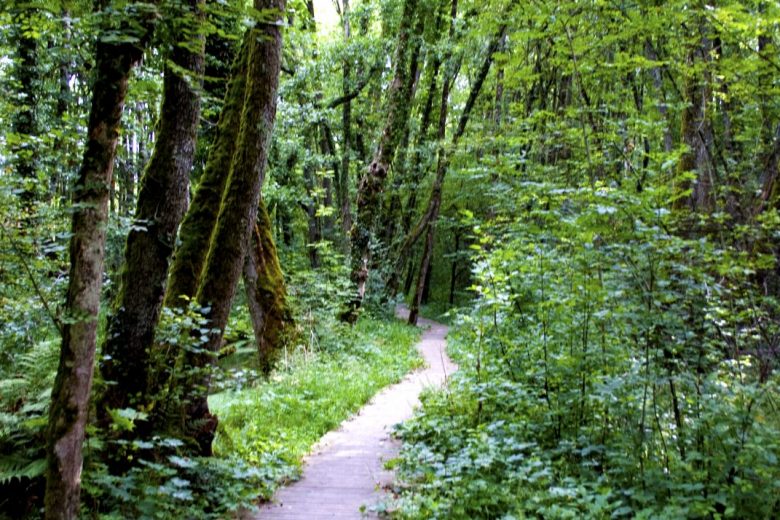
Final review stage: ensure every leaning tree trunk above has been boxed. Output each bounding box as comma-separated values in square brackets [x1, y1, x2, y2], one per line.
[99, 0, 204, 428]
[44, 7, 154, 518]
[243, 196, 293, 373]
[163, 39, 250, 308]
[180, 1, 284, 455]
[341, 0, 420, 323]
[147, 37, 249, 416]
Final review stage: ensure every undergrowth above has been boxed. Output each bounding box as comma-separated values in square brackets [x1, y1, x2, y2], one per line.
[390, 185, 780, 519]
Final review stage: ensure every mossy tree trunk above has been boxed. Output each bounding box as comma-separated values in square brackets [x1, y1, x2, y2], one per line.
[98, 0, 205, 433]
[384, 3, 446, 298]
[44, 6, 155, 518]
[145, 38, 249, 414]
[379, 7, 425, 250]
[180, 1, 285, 455]
[163, 39, 250, 309]
[341, 0, 420, 323]
[243, 196, 293, 373]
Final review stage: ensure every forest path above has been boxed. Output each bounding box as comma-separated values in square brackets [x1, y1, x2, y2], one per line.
[251, 307, 456, 519]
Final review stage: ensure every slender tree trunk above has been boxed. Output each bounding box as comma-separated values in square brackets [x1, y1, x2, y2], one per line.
[10, 1, 40, 212]
[44, 9, 154, 518]
[303, 154, 322, 269]
[379, 8, 425, 249]
[243, 196, 293, 373]
[99, 0, 204, 425]
[181, 1, 284, 455]
[52, 9, 74, 202]
[340, 0, 353, 235]
[449, 231, 459, 305]
[409, 17, 506, 324]
[384, 30, 444, 298]
[408, 45, 453, 324]
[756, 28, 779, 213]
[319, 123, 337, 240]
[341, 0, 420, 323]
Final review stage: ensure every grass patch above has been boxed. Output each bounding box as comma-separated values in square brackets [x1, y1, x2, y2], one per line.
[209, 315, 422, 499]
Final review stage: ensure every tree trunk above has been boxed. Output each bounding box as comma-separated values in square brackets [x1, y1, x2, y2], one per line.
[409, 16, 506, 325]
[384, 41, 444, 298]
[163, 38, 250, 308]
[303, 155, 322, 269]
[340, 0, 353, 235]
[674, 28, 715, 213]
[44, 9, 154, 518]
[341, 0, 420, 322]
[755, 27, 779, 213]
[10, 1, 40, 212]
[243, 196, 293, 373]
[319, 123, 338, 240]
[449, 231, 460, 305]
[99, 0, 204, 427]
[180, 1, 284, 455]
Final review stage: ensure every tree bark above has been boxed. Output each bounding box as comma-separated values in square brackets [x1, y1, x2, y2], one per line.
[164, 39, 250, 308]
[44, 6, 155, 518]
[341, 0, 420, 322]
[674, 25, 716, 213]
[383, 34, 444, 298]
[303, 153, 322, 269]
[243, 196, 293, 373]
[180, 0, 284, 455]
[755, 28, 779, 213]
[99, 0, 204, 426]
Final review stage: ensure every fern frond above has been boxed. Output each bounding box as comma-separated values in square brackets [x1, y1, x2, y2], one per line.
[0, 454, 46, 485]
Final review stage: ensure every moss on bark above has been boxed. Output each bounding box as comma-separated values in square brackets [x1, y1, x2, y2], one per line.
[244, 196, 294, 374]
[99, 0, 204, 431]
[341, 0, 420, 323]
[178, 1, 285, 454]
[45, 7, 155, 517]
[163, 38, 250, 308]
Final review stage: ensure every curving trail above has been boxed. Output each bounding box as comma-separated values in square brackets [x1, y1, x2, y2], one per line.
[251, 307, 456, 519]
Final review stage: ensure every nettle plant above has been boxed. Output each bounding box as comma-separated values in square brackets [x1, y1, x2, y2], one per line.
[394, 184, 780, 519]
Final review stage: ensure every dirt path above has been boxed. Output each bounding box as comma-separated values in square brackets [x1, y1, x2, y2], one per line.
[251, 308, 456, 519]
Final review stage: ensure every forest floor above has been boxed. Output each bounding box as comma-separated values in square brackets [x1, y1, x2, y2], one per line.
[250, 307, 456, 519]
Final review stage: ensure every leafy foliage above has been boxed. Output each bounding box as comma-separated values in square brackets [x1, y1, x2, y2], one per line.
[392, 185, 780, 518]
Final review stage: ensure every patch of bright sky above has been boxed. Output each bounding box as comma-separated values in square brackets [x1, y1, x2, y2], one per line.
[312, 0, 341, 37]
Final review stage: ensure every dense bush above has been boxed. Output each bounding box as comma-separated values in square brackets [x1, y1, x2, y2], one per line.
[393, 184, 780, 519]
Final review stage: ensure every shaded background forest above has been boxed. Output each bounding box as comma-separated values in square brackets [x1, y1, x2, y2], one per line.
[1, 0, 779, 518]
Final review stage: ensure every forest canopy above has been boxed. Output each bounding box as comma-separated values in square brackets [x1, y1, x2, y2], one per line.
[0, 0, 779, 518]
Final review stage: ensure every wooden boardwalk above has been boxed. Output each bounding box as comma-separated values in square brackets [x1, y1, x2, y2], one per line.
[250, 311, 455, 519]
